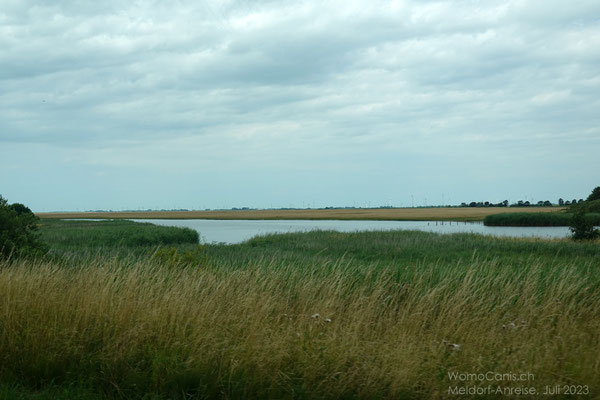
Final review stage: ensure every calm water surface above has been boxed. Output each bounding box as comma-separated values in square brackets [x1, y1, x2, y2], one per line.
[132, 219, 574, 244]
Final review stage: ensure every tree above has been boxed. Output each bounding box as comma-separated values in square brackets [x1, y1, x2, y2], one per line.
[558, 198, 564, 206]
[0, 195, 47, 259]
[569, 211, 600, 241]
[569, 187, 600, 213]
[587, 187, 600, 202]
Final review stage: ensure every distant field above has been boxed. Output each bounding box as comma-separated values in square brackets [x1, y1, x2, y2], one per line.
[37, 206, 566, 221]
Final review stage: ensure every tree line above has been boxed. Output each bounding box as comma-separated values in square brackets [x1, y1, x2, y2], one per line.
[459, 198, 584, 208]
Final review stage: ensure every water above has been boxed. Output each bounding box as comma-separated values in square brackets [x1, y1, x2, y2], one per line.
[131, 219, 575, 244]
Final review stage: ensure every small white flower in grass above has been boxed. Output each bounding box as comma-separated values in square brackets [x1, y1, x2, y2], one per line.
[502, 321, 523, 330]
[325, 318, 332, 323]
[311, 313, 320, 319]
[281, 313, 293, 321]
[501, 322, 515, 330]
[442, 340, 461, 351]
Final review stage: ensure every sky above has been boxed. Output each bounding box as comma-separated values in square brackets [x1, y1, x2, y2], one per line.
[1, 0, 599, 212]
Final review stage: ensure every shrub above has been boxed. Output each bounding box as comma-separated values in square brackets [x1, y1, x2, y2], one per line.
[569, 211, 600, 241]
[0, 195, 47, 259]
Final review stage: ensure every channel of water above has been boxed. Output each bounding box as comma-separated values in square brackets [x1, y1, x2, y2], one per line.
[131, 219, 575, 244]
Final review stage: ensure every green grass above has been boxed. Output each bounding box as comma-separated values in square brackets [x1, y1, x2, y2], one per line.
[483, 212, 600, 227]
[213, 229, 600, 268]
[1, 220, 599, 399]
[38, 219, 198, 256]
[0, 383, 104, 400]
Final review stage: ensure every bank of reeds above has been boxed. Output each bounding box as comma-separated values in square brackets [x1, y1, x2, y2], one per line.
[484, 212, 600, 227]
[1, 242, 599, 399]
[39, 219, 199, 251]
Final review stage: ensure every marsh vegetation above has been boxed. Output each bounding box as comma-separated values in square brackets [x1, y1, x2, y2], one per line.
[483, 212, 600, 227]
[1, 221, 599, 398]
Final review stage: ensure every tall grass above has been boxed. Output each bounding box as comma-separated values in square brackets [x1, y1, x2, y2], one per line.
[484, 212, 600, 227]
[39, 219, 198, 252]
[1, 229, 600, 398]
[218, 229, 600, 268]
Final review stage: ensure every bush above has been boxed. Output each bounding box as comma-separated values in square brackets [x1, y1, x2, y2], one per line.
[569, 211, 600, 241]
[0, 195, 47, 258]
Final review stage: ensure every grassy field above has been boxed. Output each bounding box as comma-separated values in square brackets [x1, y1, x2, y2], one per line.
[1, 221, 599, 399]
[36, 206, 565, 222]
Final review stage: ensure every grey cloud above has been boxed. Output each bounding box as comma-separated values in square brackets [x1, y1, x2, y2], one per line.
[1, 0, 599, 155]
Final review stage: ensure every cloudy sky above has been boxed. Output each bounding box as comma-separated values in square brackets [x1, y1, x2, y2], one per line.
[1, 0, 599, 211]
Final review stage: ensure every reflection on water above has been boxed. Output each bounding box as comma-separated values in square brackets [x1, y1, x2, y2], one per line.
[132, 219, 574, 244]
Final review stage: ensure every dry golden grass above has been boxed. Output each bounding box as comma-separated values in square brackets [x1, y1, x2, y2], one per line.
[1, 252, 598, 398]
[36, 206, 566, 222]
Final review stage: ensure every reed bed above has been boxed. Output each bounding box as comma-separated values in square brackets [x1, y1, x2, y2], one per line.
[39, 219, 199, 250]
[1, 242, 599, 399]
[484, 212, 600, 227]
